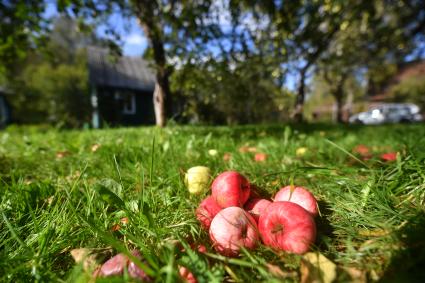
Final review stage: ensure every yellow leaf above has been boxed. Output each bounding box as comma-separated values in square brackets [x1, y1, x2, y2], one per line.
[301, 252, 337, 283]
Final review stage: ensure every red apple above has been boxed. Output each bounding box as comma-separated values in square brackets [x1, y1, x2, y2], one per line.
[179, 266, 197, 283]
[380, 152, 397, 162]
[196, 196, 222, 230]
[259, 201, 316, 254]
[98, 253, 128, 277]
[97, 250, 150, 281]
[209, 207, 259, 257]
[211, 171, 251, 208]
[244, 198, 272, 222]
[273, 186, 318, 217]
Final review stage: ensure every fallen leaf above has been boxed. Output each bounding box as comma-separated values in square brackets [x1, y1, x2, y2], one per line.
[91, 143, 101, 152]
[223, 153, 232, 161]
[111, 224, 121, 231]
[380, 152, 397, 162]
[70, 248, 100, 271]
[296, 147, 308, 157]
[56, 150, 70, 159]
[339, 266, 367, 283]
[266, 263, 297, 279]
[45, 196, 54, 206]
[301, 252, 337, 283]
[247, 146, 258, 153]
[238, 146, 250, 153]
[358, 228, 390, 237]
[254, 153, 267, 162]
[120, 217, 129, 225]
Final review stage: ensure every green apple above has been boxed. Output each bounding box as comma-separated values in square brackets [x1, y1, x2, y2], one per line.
[185, 166, 211, 194]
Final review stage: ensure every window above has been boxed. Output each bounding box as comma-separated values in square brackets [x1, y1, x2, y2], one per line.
[115, 91, 136, 115]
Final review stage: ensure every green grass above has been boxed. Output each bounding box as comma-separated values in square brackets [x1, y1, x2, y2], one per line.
[1, 124, 425, 282]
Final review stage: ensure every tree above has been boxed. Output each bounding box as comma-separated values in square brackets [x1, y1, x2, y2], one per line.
[316, 0, 425, 123]
[0, 1, 47, 78]
[14, 51, 90, 127]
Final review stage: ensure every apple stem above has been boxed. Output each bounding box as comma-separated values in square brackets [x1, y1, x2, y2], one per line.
[271, 224, 284, 234]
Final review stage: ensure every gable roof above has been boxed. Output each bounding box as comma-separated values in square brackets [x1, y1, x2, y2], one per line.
[87, 47, 156, 91]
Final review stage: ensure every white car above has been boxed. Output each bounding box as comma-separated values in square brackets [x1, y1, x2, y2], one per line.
[349, 103, 423, 125]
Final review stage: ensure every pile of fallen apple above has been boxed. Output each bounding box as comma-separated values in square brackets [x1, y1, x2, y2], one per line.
[190, 168, 318, 257]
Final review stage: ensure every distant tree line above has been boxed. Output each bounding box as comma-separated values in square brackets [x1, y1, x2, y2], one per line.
[1, 0, 424, 127]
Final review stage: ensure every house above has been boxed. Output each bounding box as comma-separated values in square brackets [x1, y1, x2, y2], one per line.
[87, 47, 156, 128]
[0, 87, 12, 128]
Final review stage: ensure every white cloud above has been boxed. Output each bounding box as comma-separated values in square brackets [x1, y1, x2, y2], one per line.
[125, 33, 147, 45]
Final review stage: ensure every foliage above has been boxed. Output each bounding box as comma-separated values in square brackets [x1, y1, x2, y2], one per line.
[1, 124, 425, 282]
[390, 75, 425, 110]
[0, 1, 47, 78]
[10, 50, 90, 127]
[172, 55, 293, 125]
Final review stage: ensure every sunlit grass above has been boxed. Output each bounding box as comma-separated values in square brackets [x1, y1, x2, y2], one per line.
[1, 124, 425, 282]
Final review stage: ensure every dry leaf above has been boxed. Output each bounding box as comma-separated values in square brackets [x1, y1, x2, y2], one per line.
[247, 146, 258, 153]
[56, 150, 70, 159]
[358, 228, 390, 237]
[301, 252, 337, 283]
[340, 266, 367, 283]
[91, 144, 101, 152]
[120, 217, 129, 225]
[111, 224, 121, 231]
[239, 146, 250, 153]
[223, 152, 232, 161]
[70, 248, 100, 271]
[266, 263, 297, 279]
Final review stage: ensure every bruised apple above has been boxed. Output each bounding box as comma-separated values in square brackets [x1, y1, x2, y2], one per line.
[211, 171, 250, 208]
[196, 196, 222, 230]
[273, 186, 318, 216]
[209, 207, 259, 257]
[259, 201, 316, 254]
[244, 198, 272, 222]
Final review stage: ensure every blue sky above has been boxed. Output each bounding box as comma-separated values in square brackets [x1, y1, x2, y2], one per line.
[43, 2, 148, 56]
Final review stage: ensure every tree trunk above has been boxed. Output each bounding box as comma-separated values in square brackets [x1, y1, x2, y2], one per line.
[333, 77, 346, 123]
[153, 82, 165, 127]
[335, 91, 344, 123]
[293, 69, 307, 123]
[133, 2, 172, 127]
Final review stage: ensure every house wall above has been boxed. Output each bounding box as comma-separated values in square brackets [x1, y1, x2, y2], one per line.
[96, 86, 155, 126]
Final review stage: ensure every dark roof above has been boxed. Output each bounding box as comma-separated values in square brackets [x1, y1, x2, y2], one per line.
[87, 47, 156, 91]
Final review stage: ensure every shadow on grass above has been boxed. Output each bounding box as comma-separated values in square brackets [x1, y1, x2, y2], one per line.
[315, 200, 336, 251]
[379, 211, 425, 283]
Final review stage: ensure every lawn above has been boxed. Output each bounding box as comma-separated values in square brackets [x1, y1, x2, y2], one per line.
[1, 124, 425, 282]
